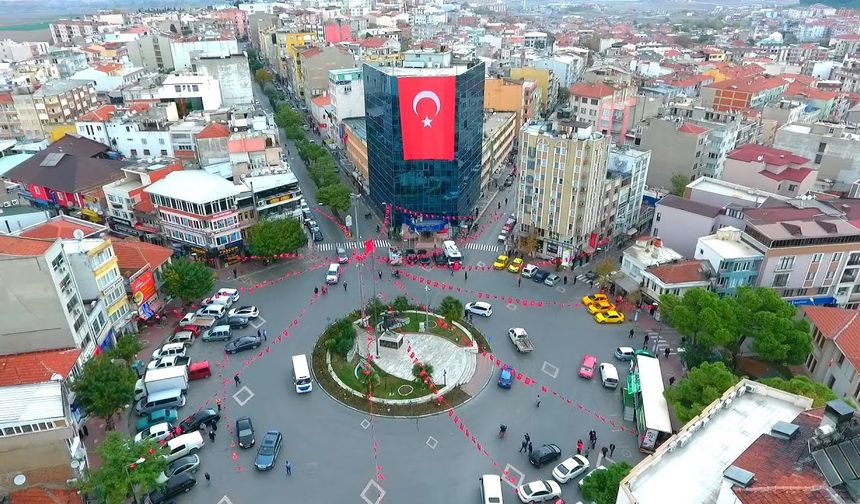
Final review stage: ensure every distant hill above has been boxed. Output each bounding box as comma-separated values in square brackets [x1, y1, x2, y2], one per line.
[799, 0, 860, 7]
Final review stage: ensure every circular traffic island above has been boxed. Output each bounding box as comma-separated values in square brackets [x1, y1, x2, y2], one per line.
[312, 298, 491, 417]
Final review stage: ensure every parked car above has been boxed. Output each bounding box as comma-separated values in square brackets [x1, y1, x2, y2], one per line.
[581, 293, 608, 307]
[134, 422, 172, 444]
[492, 255, 509, 270]
[528, 443, 562, 467]
[228, 306, 260, 319]
[255, 430, 283, 471]
[136, 409, 178, 432]
[516, 480, 562, 503]
[587, 300, 616, 314]
[521, 264, 538, 278]
[433, 253, 448, 266]
[225, 335, 262, 354]
[544, 274, 561, 286]
[595, 310, 625, 324]
[508, 258, 524, 273]
[188, 361, 211, 380]
[614, 346, 636, 361]
[178, 408, 221, 432]
[236, 416, 255, 448]
[147, 473, 196, 504]
[552, 455, 590, 484]
[224, 315, 250, 329]
[498, 367, 514, 389]
[168, 331, 195, 345]
[312, 229, 323, 242]
[336, 247, 349, 264]
[157, 454, 200, 484]
[579, 355, 598, 379]
[532, 269, 549, 283]
[465, 302, 493, 317]
[419, 254, 432, 266]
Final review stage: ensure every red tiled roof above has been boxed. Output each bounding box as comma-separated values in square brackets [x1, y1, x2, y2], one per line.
[727, 144, 809, 166]
[78, 104, 117, 122]
[19, 219, 101, 240]
[645, 260, 710, 284]
[0, 92, 12, 105]
[759, 167, 814, 183]
[569, 82, 616, 99]
[112, 239, 172, 273]
[803, 306, 860, 369]
[744, 206, 823, 223]
[664, 49, 681, 57]
[10, 486, 83, 504]
[359, 37, 389, 48]
[134, 197, 154, 212]
[708, 75, 788, 94]
[678, 122, 709, 135]
[0, 348, 81, 386]
[195, 122, 230, 139]
[311, 95, 331, 107]
[92, 62, 123, 74]
[0, 236, 55, 257]
[735, 488, 841, 504]
[300, 47, 322, 59]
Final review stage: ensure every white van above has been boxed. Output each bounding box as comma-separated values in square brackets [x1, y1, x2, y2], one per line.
[152, 342, 187, 360]
[292, 354, 312, 393]
[599, 363, 619, 389]
[479, 474, 504, 504]
[216, 288, 240, 303]
[164, 431, 204, 463]
[135, 388, 186, 414]
[326, 263, 340, 284]
[197, 304, 226, 318]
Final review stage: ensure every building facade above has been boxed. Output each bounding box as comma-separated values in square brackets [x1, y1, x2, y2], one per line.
[607, 145, 651, 239]
[695, 226, 764, 296]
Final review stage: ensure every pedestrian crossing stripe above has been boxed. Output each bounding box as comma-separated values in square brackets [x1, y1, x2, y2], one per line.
[316, 239, 391, 252]
[462, 242, 501, 252]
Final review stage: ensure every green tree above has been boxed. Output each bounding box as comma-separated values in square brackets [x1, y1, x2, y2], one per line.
[317, 183, 352, 213]
[412, 362, 435, 383]
[730, 286, 812, 364]
[759, 376, 836, 407]
[392, 295, 414, 313]
[660, 288, 739, 353]
[365, 296, 386, 327]
[519, 231, 539, 257]
[437, 296, 464, 325]
[325, 319, 357, 357]
[581, 462, 633, 504]
[162, 257, 215, 306]
[254, 68, 273, 85]
[108, 333, 143, 363]
[246, 218, 306, 258]
[594, 258, 619, 290]
[285, 124, 306, 140]
[670, 173, 689, 196]
[79, 432, 167, 504]
[70, 355, 137, 430]
[664, 362, 740, 423]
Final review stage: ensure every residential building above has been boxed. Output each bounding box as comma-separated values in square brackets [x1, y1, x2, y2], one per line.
[102, 160, 183, 238]
[833, 34, 860, 60]
[722, 144, 817, 198]
[618, 236, 684, 292]
[168, 120, 205, 161]
[403, 50, 453, 70]
[309, 95, 333, 137]
[329, 68, 365, 143]
[170, 37, 240, 72]
[69, 65, 146, 94]
[122, 73, 223, 115]
[0, 92, 22, 140]
[38, 50, 88, 78]
[112, 239, 173, 322]
[342, 37, 401, 67]
[342, 118, 368, 192]
[299, 46, 356, 103]
[364, 63, 485, 222]
[774, 122, 860, 189]
[0, 39, 49, 62]
[480, 111, 516, 192]
[102, 103, 179, 159]
[684, 176, 789, 210]
[700, 76, 790, 113]
[516, 118, 609, 259]
[695, 227, 764, 296]
[211, 8, 248, 38]
[4, 135, 125, 220]
[803, 306, 860, 401]
[607, 146, 650, 239]
[195, 122, 231, 168]
[50, 20, 97, 46]
[192, 54, 254, 107]
[569, 81, 637, 143]
[483, 77, 538, 132]
[237, 169, 306, 231]
[636, 118, 709, 190]
[640, 259, 713, 302]
[127, 34, 175, 72]
[510, 67, 556, 114]
[651, 194, 748, 258]
[265, 29, 317, 83]
[617, 380, 829, 504]
[145, 170, 243, 263]
[530, 54, 584, 89]
[12, 80, 98, 140]
[228, 130, 282, 178]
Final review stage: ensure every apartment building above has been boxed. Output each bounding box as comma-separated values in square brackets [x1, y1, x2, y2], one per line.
[11, 80, 98, 140]
[195, 122, 231, 167]
[569, 81, 638, 143]
[0, 92, 21, 140]
[635, 117, 709, 190]
[145, 170, 243, 263]
[342, 118, 368, 191]
[510, 67, 556, 114]
[328, 68, 365, 143]
[122, 73, 222, 115]
[104, 104, 179, 159]
[483, 77, 538, 132]
[481, 111, 516, 192]
[695, 226, 764, 296]
[49, 20, 97, 46]
[298, 46, 356, 102]
[516, 118, 609, 259]
[0, 39, 49, 62]
[773, 122, 860, 188]
[236, 169, 306, 231]
[530, 54, 585, 88]
[102, 160, 183, 238]
[607, 145, 651, 239]
[193, 54, 254, 107]
[227, 130, 282, 178]
[127, 34, 175, 72]
[722, 144, 817, 198]
[342, 37, 401, 67]
[700, 76, 789, 113]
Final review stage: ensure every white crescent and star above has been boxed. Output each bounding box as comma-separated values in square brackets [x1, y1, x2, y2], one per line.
[412, 90, 441, 128]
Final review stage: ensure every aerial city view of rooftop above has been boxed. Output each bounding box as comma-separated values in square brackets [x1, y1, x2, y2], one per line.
[8, 0, 860, 503]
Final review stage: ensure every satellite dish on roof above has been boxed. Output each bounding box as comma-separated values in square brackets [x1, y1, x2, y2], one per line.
[73, 229, 85, 240]
[13, 474, 25, 486]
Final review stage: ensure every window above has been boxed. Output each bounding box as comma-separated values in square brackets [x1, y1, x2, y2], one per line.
[833, 252, 843, 263]
[655, 212, 661, 222]
[806, 270, 816, 281]
[161, 149, 167, 156]
[130, 149, 137, 156]
[772, 273, 789, 287]
[775, 255, 795, 271]
[839, 351, 846, 366]
[813, 253, 823, 263]
[143, 149, 150, 156]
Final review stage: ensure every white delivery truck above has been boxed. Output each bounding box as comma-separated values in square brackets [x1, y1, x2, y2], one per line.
[134, 366, 189, 401]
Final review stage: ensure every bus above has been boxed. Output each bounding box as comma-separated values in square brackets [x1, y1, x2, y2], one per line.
[622, 351, 673, 453]
[442, 240, 462, 266]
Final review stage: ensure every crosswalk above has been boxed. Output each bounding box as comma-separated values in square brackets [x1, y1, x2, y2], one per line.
[316, 239, 391, 252]
[462, 242, 501, 253]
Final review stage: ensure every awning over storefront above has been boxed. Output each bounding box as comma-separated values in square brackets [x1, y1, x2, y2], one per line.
[788, 296, 837, 306]
[626, 227, 639, 236]
[583, 245, 596, 255]
[134, 222, 160, 234]
[613, 273, 641, 294]
[406, 218, 448, 233]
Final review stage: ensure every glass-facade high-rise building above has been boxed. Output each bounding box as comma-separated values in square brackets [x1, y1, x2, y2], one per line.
[363, 62, 485, 222]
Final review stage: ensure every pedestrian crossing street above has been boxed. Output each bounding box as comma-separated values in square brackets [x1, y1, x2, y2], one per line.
[462, 242, 501, 253]
[316, 239, 391, 252]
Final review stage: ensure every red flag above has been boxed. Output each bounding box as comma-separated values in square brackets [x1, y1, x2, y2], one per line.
[397, 76, 456, 160]
[364, 239, 375, 255]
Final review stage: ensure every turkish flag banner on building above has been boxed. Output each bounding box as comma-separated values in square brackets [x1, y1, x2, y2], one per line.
[397, 76, 456, 161]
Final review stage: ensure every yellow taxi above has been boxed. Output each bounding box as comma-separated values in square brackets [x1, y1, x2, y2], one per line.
[508, 257, 524, 273]
[587, 300, 616, 314]
[492, 255, 509, 270]
[595, 310, 625, 324]
[581, 293, 609, 307]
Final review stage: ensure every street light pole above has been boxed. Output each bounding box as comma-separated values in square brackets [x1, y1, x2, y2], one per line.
[125, 457, 146, 504]
[425, 284, 430, 328]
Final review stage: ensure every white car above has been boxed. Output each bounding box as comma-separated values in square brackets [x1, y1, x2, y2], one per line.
[552, 455, 590, 483]
[201, 293, 233, 308]
[216, 288, 240, 303]
[521, 264, 538, 278]
[516, 479, 562, 503]
[228, 306, 260, 319]
[465, 301, 493, 317]
[579, 465, 607, 488]
[134, 422, 172, 444]
[168, 331, 195, 345]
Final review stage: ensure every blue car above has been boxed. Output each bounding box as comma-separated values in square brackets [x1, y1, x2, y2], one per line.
[498, 367, 514, 389]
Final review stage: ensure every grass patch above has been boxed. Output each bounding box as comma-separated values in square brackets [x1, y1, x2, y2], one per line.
[0, 22, 50, 31]
[329, 351, 426, 400]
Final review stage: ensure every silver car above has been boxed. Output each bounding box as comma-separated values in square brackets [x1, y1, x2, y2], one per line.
[544, 274, 561, 286]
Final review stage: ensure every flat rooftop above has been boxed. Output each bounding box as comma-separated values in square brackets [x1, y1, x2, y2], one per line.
[484, 111, 515, 137]
[0, 382, 65, 426]
[699, 228, 763, 259]
[621, 380, 811, 504]
[373, 65, 472, 77]
[687, 176, 788, 205]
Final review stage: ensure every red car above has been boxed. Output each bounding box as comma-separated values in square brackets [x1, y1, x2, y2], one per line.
[579, 355, 597, 379]
[179, 325, 203, 337]
[189, 361, 212, 380]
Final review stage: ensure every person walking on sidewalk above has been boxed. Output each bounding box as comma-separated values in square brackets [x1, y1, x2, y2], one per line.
[535, 395, 541, 408]
[601, 446, 608, 459]
[343, 282, 348, 291]
[232, 268, 237, 279]
[234, 374, 241, 387]
[204, 472, 211, 484]
[609, 443, 616, 457]
[527, 441, 533, 454]
[576, 439, 584, 454]
[629, 328, 634, 339]
[664, 347, 670, 358]
[519, 439, 528, 453]
[208, 430, 216, 442]
[285, 460, 292, 476]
